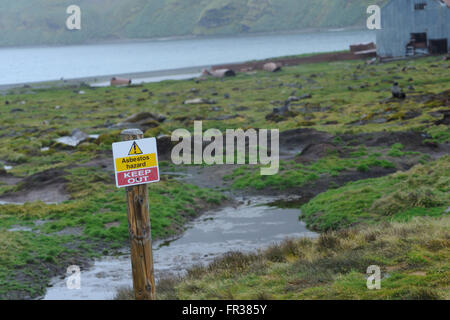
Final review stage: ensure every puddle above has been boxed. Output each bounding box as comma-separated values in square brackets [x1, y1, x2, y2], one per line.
[0, 160, 13, 171]
[8, 225, 33, 232]
[43, 197, 317, 300]
[0, 199, 63, 205]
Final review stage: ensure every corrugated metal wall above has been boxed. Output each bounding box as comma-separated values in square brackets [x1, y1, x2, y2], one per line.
[376, 0, 450, 57]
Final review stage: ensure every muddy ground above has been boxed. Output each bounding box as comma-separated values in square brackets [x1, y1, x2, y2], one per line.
[2, 128, 447, 207]
[212, 51, 362, 73]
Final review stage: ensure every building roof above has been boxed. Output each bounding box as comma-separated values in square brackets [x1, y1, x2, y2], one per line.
[440, 0, 450, 7]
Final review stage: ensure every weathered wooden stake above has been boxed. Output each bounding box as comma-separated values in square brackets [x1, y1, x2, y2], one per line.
[121, 129, 156, 300]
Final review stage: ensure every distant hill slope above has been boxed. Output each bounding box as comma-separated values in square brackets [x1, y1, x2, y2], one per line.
[0, 0, 387, 47]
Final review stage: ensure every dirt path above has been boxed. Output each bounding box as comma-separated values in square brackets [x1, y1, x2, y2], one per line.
[212, 51, 363, 72]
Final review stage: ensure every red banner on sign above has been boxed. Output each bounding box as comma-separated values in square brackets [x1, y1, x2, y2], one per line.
[116, 167, 159, 187]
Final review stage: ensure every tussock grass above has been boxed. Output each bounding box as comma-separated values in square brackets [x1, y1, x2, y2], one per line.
[153, 216, 449, 300]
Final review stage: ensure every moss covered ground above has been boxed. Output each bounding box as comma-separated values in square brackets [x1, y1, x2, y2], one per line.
[0, 53, 449, 299]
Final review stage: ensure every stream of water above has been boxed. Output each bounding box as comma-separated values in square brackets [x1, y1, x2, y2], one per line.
[43, 196, 317, 300]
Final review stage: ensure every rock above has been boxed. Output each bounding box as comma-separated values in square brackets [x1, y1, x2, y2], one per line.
[4, 100, 9, 105]
[224, 93, 230, 99]
[124, 112, 166, 123]
[287, 96, 300, 102]
[189, 88, 199, 94]
[113, 112, 166, 131]
[403, 111, 421, 120]
[55, 105, 61, 110]
[391, 83, 406, 99]
[266, 102, 298, 122]
[371, 118, 388, 124]
[202, 69, 236, 78]
[78, 91, 85, 95]
[10, 108, 24, 113]
[156, 134, 174, 155]
[263, 62, 282, 72]
[208, 114, 240, 121]
[435, 110, 450, 125]
[299, 93, 312, 100]
[184, 98, 216, 105]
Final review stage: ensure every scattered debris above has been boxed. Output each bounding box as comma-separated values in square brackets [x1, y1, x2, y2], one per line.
[263, 62, 282, 72]
[350, 42, 377, 58]
[113, 112, 166, 131]
[202, 69, 236, 78]
[184, 98, 216, 105]
[287, 96, 300, 102]
[55, 129, 99, 147]
[366, 57, 377, 65]
[111, 77, 131, 86]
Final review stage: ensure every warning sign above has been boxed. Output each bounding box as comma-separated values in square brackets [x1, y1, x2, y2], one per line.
[128, 141, 143, 155]
[112, 138, 160, 188]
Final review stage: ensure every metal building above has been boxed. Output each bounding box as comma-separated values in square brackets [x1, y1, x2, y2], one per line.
[376, 0, 450, 57]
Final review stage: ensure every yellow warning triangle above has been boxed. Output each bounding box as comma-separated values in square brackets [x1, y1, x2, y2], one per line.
[128, 141, 143, 155]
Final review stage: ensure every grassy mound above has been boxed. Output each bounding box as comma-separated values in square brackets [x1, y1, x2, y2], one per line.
[300, 156, 450, 231]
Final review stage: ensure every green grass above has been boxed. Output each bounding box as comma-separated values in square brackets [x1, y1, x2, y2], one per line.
[300, 156, 450, 231]
[0, 53, 449, 299]
[225, 147, 396, 190]
[115, 216, 449, 300]
[0, 168, 225, 299]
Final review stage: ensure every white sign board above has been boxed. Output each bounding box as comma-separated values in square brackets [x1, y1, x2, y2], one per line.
[112, 138, 160, 188]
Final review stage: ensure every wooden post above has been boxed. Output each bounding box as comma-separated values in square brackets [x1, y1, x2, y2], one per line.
[121, 129, 156, 300]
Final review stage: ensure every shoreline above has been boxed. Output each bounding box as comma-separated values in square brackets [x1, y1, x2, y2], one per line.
[0, 65, 209, 92]
[0, 49, 369, 92]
